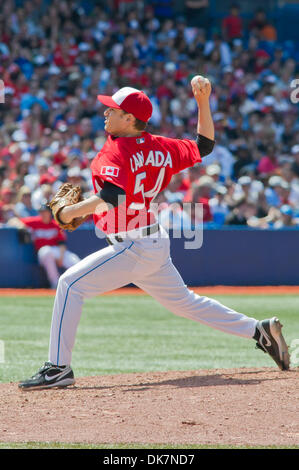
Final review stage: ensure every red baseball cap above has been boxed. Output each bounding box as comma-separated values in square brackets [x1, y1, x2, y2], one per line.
[97, 87, 153, 122]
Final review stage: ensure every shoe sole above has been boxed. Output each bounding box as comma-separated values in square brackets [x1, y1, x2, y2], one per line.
[269, 317, 290, 370]
[19, 377, 75, 391]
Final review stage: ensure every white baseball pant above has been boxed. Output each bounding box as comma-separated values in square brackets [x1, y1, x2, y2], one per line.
[38, 245, 81, 289]
[48, 226, 258, 365]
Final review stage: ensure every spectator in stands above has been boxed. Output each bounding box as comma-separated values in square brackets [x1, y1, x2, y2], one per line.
[14, 185, 38, 217]
[291, 145, 299, 179]
[209, 184, 229, 225]
[205, 163, 221, 183]
[274, 205, 298, 228]
[158, 200, 191, 230]
[248, 8, 277, 42]
[184, 0, 210, 29]
[177, 165, 201, 195]
[0, 185, 13, 203]
[0, 204, 16, 225]
[31, 183, 55, 212]
[0, 0, 298, 234]
[264, 176, 284, 208]
[222, 4, 243, 42]
[249, 8, 268, 35]
[260, 21, 277, 42]
[225, 196, 257, 225]
[233, 175, 263, 205]
[203, 31, 232, 67]
[8, 204, 80, 289]
[184, 176, 214, 223]
[163, 173, 185, 204]
[276, 180, 291, 207]
[257, 144, 279, 175]
[232, 146, 253, 180]
[248, 204, 298, 229]
[255, 189, 269, 218]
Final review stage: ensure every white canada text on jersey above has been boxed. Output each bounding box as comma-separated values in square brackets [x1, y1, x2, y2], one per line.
[130, 150, 173, 173]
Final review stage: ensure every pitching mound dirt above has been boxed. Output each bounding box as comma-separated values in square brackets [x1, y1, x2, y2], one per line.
[0, 368, 298, 447]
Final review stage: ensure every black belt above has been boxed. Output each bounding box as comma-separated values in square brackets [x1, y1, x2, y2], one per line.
[106, 224, 160, 245]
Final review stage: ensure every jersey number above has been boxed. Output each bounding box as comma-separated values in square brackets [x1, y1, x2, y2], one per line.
[129, 168, 165, 210]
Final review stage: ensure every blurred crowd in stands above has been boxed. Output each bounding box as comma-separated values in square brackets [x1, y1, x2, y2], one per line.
[0, 0, 299, 232]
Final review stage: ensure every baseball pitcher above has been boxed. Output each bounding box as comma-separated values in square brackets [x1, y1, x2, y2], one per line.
[19, 77, 290, 389]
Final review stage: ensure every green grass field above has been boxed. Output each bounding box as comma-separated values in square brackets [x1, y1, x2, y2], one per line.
[0, 293, 298, 383]
[0, 293, 298, 450]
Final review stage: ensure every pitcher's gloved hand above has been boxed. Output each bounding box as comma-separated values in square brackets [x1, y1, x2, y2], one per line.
[49, 183, 87, 231]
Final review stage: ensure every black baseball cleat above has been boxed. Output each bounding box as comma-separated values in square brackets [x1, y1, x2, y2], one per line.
[18, 361, 75, 390]
[254, 317, 290, 370]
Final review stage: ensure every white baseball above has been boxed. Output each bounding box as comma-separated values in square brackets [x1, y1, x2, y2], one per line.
[191, 75, 201, 89]
[191, 75, 208, 89]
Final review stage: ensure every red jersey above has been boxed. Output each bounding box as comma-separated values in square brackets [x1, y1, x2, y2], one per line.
[90, 131, 201, 234]
[222, 15, 242, 39]
[183, 190, 212, 223]
[21, 216, 67, 251]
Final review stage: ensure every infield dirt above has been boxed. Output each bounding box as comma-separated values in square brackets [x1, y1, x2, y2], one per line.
[1, 287, 298, 447]
[0, 285, 299, 296]
[0, 367, 298, 447]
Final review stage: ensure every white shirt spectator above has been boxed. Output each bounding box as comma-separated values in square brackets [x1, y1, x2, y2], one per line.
[209, 197, 229, 225]
[289, 182, 299, 207]
[201, 144, 235, 179]
[158, 204, 191, 230]
[204, 40, 232, 67]
[149, 96, 162, 127]
[233, 177, 264, 204]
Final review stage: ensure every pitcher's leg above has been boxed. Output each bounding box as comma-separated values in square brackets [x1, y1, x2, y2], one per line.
[49, 241, 135, 366]
[136, 258, 257, 338]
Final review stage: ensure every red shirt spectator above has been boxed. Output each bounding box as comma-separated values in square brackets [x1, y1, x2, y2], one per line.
[199, 197, 213, 222]
[16, 206, 80, 289]
[156, 84, 174, 100]
[222, 5, 243, 40]
[183, 175, 214, 222]
[20, 214, 66, 252]
[53, 44, 77, 69]
[254, 49, 270, 74]
[175, 64, 189, 83]
[117, 61, 139, 84]
[178, 178, 191, 193]
[0, 187, 15, 210]
[183, 192, 213, 222]
[39, 174, 57, 186]
[257, 156, 279, 175]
